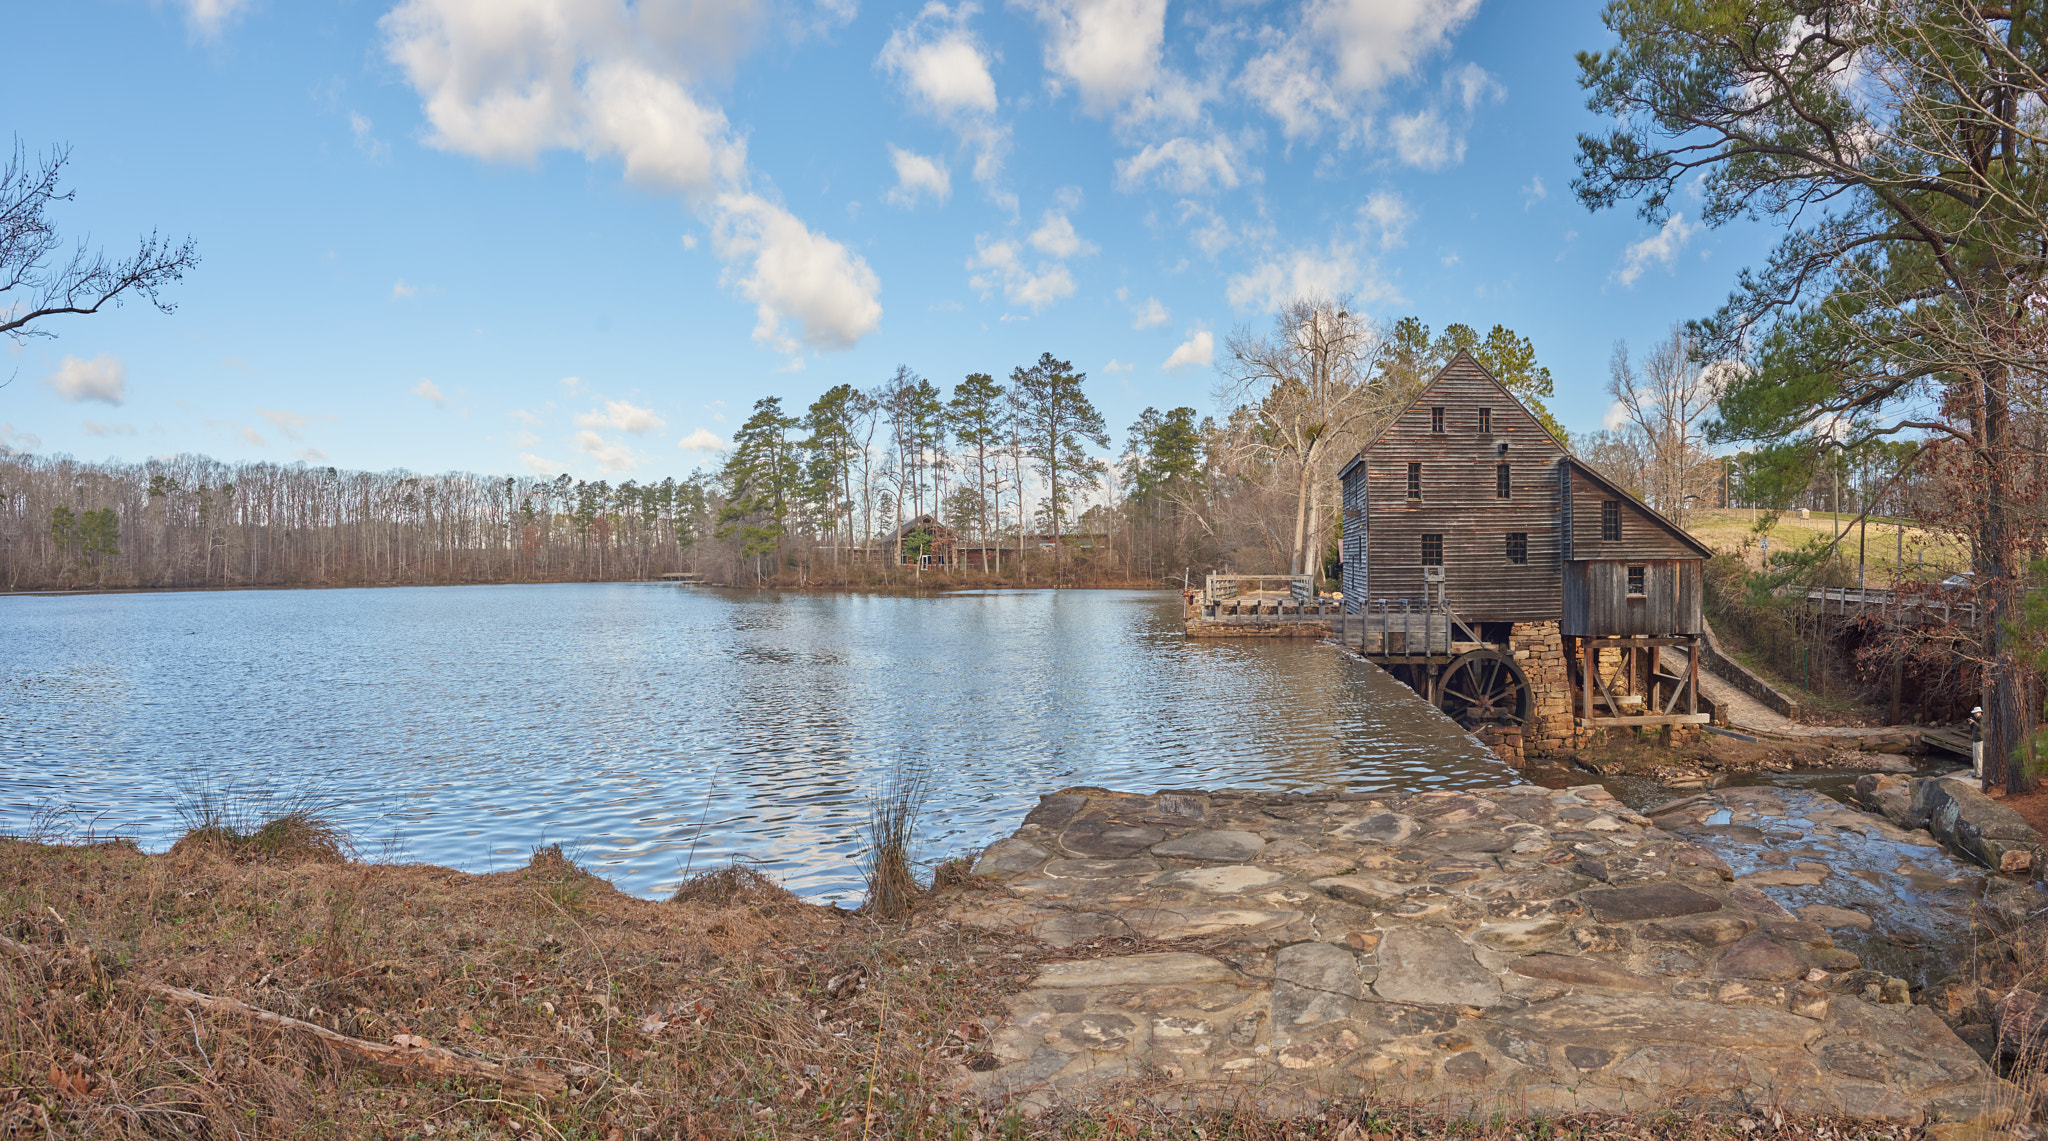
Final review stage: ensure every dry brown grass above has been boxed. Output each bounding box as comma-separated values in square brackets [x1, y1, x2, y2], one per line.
[0, 828, 1986, 1140]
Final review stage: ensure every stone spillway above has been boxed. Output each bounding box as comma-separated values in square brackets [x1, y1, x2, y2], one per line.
[948, 782, 2028, 1124]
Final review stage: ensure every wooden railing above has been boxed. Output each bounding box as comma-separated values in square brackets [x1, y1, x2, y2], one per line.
[1204, 574, 1314, 603]
[1331, 598, 1479, 655]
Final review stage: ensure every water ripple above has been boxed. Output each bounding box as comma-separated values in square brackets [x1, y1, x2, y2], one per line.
[0, 584, 1509, 900]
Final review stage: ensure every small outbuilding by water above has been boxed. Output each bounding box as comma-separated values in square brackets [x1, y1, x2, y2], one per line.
[1337, 352, 1716, 763]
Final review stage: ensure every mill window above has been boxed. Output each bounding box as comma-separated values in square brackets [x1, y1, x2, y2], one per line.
[1601, 499, 1621, 541]
[1627, 565, 1646, 595]
[1431, 406, 1445, 433]
[1496, 463, 1511, 499]
[1506, 532, 1527, 565]
[1477, 408, 1492, 433]
[1422, 534, 1443, 566]
[1406, 462, 1421, 499]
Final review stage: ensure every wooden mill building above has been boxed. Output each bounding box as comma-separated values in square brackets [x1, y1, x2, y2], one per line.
[1337, 351, 1714, 759]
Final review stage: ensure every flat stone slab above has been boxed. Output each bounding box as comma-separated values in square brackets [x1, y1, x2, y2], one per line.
[1152, 830, 1267, 862]
[947, 784, 2022, 1123]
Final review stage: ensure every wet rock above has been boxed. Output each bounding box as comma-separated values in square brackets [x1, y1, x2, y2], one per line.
[1580, 883, 1722, 923]
[1373, 927, 1499, 1007]
[1738, 863, 1831, 887]
[1798, 904, 1874, 931]
[1508, 954, 1662, 993]
[1152, 830, 1267, 863]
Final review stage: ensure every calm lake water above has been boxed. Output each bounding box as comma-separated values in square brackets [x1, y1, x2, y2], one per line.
[1, 584, 1506, 900]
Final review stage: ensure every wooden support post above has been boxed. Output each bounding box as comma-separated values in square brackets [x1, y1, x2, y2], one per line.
[1687, 639, 1698, 716]
[1582, 640, 1597, 722]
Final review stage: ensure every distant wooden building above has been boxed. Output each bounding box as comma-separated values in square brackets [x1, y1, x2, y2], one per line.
[888, 514, 958, 568]
[1336, 351, 1714, 759]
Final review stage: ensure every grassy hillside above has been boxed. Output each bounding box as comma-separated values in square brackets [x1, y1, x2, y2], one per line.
[1682, 508, 1970, 580]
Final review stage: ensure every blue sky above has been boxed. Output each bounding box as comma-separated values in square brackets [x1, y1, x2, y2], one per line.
[4, 0, 1770, 479]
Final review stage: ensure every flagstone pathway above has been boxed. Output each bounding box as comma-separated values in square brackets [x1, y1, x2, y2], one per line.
[947, 782, 2033, 1125]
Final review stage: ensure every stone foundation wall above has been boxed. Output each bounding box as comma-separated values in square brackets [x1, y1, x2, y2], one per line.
[1510, 621, 1586, 757]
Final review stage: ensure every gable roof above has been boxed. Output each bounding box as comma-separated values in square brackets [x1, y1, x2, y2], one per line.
[1562, 455, 1715, 559]
[1362, 349, 1569, 456]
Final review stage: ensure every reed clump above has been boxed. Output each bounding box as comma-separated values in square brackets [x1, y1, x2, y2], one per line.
[168, 785, 351, 863]
[862, 761, 932, 922]
[670, 861, 797, 908]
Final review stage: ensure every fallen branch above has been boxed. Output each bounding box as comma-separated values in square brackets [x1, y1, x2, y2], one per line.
[3, 931, 564, 1098]
[145, 984, 568, 1098]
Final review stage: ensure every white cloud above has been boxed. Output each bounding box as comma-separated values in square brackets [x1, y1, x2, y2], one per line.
[1103, 358, 1135, 373]
[392, 279, 419, 299]
[1312, 0, 1482, 94]
[886, 146, 952, 207]
[1028, 210, 1095, 259]
[1131, 296, 1169, 329]
[1162, 329, 1213, 371]
[0, 424, 43, 454]
[1239, 0, 1486, 146]
[1360, 191, 1411, 250]
[83, 420, 138, 437]
[1390, 108, 1459, 170]
[713, 192, 884, 352]
[256, 408, 310, 441]
[678, 427, 727, 451]
[878, 3, 1009, 198]
[296, 448, 330, 463]
[181, 0, 252, 36]
[1602, 401, 1631, 431]
[208, 419, 267, 447]
[512, 431, 541, 447]
[1614, 213, 1701, 288]
[44, 354, 127, 405]
[411, 378, 447, 407]
[350, 111, 390, 162]
[572, 429, 640, 472]
[879, 3, 998, 115]
[560, 376, 587, 396]
[1018, 0, 1168, 115]
[1225, 241, 1399, 312]
[510, 408, 545, 425]
[575, 399, 667, 434]
[967, 236, 1076, 312]
[380, 0, 882, 362]
[520, 453, 568, 476]
[1520, 173, 1547, 209]
[1116, 136, 1242, 194]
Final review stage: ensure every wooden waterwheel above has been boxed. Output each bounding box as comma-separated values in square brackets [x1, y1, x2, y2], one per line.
[1432, 649, 1531, 729]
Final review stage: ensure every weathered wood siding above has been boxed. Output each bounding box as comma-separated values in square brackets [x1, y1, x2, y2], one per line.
[1340, 459, 1368, 613]
[1564, 468, 1700, 561]
[1356, 354, 1568, 622]
[1563, 559, 1703, 636]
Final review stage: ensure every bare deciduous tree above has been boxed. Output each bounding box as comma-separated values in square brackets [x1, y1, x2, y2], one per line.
[1219, 296, 1394, 576]
[2, 139, 198, 349]
[1604, 326, 1726, 528]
